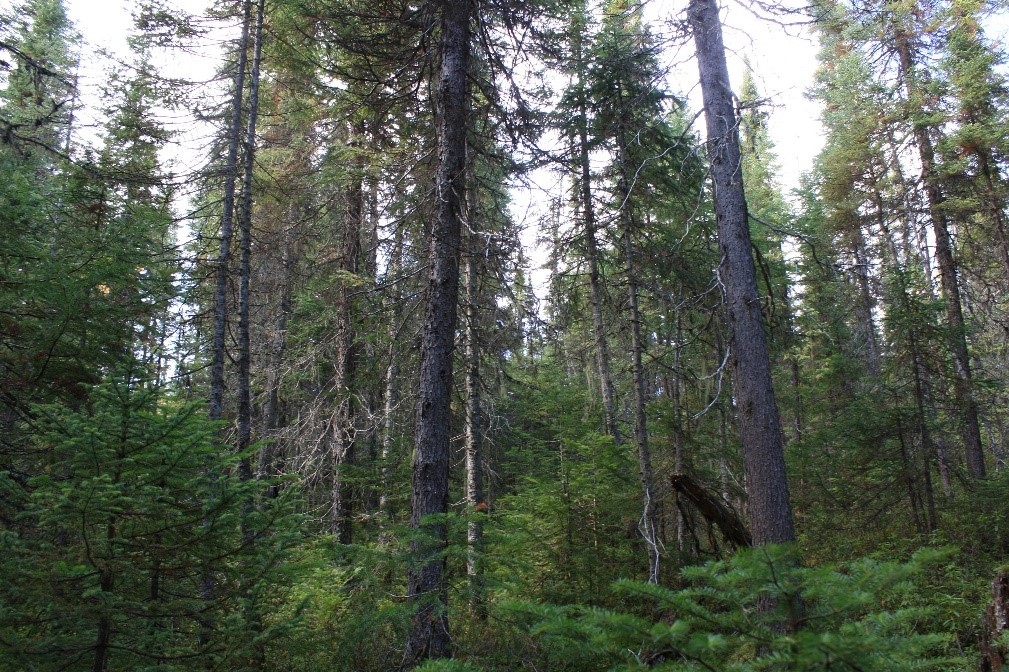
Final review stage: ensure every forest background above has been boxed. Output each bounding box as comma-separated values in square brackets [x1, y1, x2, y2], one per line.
[2, 0, 1009, 670]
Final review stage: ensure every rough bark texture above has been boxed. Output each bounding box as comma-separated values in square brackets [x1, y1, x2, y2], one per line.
[463, 248, 486, 618]
[980, 570, 1009, 671]
[330, 122, 364, 545]
[689, 0, 796, 546]
[237, 0, 265, 485]
[894, 25, 986, 480]
[670, 473, 751, 549]
[208, 0, 251, 424]
[403, 0, 472, 664]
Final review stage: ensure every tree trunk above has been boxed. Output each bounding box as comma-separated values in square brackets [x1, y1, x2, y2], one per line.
[893, 25, 986, 480]
[980, 570, 1009, 671]
[615, 136, 660, 582]
[208, 0, 251, 424]
[379, 226, 404, 515]
[689, 0, 796, 546]
[572, 10, 621, 446]
[237, 0, 265, 484]
[403, 0, 472, 663]
[463, 242, 486, 617]
[202, 0, 252, 647]
[330, 121, 364, 545]
[259, 213, 295, 496]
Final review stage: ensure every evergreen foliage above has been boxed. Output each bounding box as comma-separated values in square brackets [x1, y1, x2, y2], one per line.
[3, 0, 1009, 668]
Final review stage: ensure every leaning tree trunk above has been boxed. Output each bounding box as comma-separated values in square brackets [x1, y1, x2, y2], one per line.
[403, 0, 472, 664]
[893, 24, 986, 480]
[689, 0, 796, 546]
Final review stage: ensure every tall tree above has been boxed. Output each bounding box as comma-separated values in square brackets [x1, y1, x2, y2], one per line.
[689, 0, 796, 545]
[890, 4, 986, 479]
[404, 0, 473, 663]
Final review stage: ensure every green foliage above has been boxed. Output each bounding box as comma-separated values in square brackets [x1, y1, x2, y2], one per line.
[519, 545, 961, 671]
[0, 370, 304, 671]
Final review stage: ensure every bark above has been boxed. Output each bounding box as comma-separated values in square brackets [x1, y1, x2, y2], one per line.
[980, 570, 1009, 672]
[463, 244, 486, 618]
[572, 13, 621, 446]
[689, 0, 796, 546]
[208, 0, 252, 423]
[873, 179, 955, 502]
[848, 227, 882, 378]
[258, 214, 295, 496]
[617, 149, 659, 583]
[237, 0, 265, 484]
[378, 227, 404, 514]
[670, 473, 751, 549]
[202, 0, 252, 646]
[403, 0, 472, 663]
[330, 122, 364, 545]
[236, 4, 266, 665]
[894, 26, 986, 479]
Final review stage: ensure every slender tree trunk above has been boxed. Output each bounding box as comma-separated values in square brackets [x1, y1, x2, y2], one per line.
[209, 0, 252, 424]
[237, 0, 265, 483]
[572, 11, 621, 446]
[874, 187, 956, 500]
[404, 0, 472, 663]
[463, 241, 486, 617]
[847, 228, 882, 377]
[672, 308, 686, 552]
[614, 127, 660, 581]
[689, 0, 796, 546]
[894, 26, 986, 479]
[259, 214, 295, 496]
[202, 1, 252, 649]
[379, 227, 404, 515]
[330, 122, 364, 545]
[235, 3, 266, 665]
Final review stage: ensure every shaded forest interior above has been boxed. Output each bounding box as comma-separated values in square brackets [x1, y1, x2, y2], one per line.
[4, 0, 1009, 669]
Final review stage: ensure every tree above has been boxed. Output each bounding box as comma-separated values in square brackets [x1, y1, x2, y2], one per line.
[404, 0, 473, 663]
[688, 0, 796, 546]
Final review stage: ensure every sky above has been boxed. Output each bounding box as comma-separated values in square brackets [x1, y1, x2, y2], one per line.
[58, 0, 827, 302]
[61, 0, 826, 191]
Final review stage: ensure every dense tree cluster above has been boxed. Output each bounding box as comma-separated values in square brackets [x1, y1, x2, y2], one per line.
[2, 0, 1009, 669]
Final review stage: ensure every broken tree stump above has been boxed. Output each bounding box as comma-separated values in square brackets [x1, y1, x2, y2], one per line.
[980, 569, 1009, 672]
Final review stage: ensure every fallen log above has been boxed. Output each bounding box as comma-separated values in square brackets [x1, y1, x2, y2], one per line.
[670, 472, 751, 549]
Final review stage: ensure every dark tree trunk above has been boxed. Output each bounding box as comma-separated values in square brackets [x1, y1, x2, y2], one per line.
[893, 26, 986, 480]
[237, 0, 265, 484]
[403, 0, 472, 664]
[689, 0, 796, 546]
[571, 13, 621, 446]
[330, 121, 364, 545]
[259, 213, 295, 495]
[209, 0, 252, 424]
[617, 147, 659, 583]
[202, 1, 252, 647]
